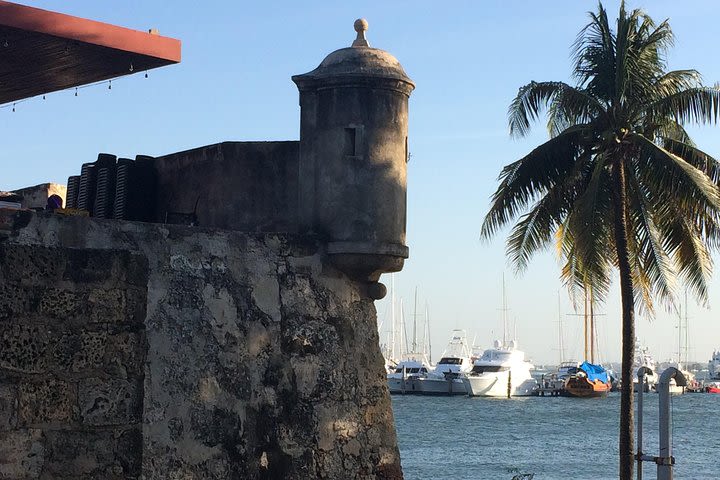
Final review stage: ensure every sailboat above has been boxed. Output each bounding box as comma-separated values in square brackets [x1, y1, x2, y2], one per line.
[387, 287, 433, 394]
[661, 291, 695, 395]
[563, 287, 612, 398]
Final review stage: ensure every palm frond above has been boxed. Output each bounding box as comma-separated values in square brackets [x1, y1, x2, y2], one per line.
[644, 86, 720, 125]
[547, 86, 608, 137]
[506, 151, 593, 271]
[573, 4, 616, 100]
[630, 133, 720, 213]
[653, 121, 694, 147]
[481, 127, 587, 238]
[653, 70, 702, 99]
[625, 168, 677, 307]
[508, 81, 572, 137]
[564, 153, 615, 299]
[662, 138, 720, 182]
[662, 217, 713, 304]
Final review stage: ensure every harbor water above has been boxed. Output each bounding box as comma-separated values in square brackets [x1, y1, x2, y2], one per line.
[392, 392, 718, 479]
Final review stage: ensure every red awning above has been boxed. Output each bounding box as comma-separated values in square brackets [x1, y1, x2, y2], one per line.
[0, 1, 181, 105]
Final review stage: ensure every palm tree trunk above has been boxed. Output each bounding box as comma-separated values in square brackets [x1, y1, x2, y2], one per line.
[612, 158, 636, 480]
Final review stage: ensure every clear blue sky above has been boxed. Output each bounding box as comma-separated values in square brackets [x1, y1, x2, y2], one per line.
[3, 1, 719, 365]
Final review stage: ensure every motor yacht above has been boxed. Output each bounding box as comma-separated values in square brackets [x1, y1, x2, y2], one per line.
[633, 341, 658, 392]
[709, 349, 720, 380]
[414, 330, 473, 395]
[462, 340, 537, 397]
[387, 355, 431, 394]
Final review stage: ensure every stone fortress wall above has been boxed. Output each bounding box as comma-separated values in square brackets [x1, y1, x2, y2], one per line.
[1, 19, 413, 480]
[0, 240, 147, 479]
[0, 214, 402, 479]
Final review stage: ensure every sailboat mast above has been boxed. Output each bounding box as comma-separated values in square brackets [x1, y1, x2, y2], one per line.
[390, 274, 396, 362]
[584, 287, 589, 361]
[425, 302, 432, 364]
[684, 289, 689, 366]
[558, 291, 565, 364]
[502, 274, 508, 346]
[400, 299, 407, 357]
[412, 287, 418, 353]
[677, 303, 682, 365]
[589, 287, 595, 364]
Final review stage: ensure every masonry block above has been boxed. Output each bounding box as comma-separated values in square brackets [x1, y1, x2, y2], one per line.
[18, 379, 76, 426]
[79, 377, 142, 426]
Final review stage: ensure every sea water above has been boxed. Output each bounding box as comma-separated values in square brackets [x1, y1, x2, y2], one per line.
[392, 393, 718, 479]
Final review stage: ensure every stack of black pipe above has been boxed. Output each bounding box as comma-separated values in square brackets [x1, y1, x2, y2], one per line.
[92, 154, 118, 218]
[67, 153, 156, 221]
[65, 175, 81, 209]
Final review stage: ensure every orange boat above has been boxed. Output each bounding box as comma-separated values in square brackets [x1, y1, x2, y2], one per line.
[563, 289, 611, 398]
[706, 382, 720, 394]
[564, 362, 612, 398]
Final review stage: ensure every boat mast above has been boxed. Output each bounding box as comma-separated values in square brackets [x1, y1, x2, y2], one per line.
[390, 274, 396, 362]
[412, 287, 418, 354]
[677, 298, 682, 366]
[589, 286, 595, 364]
[502, 273, 508, 347]
[425, 302, 432, 364]
[400, 299, 407, 358]
[558, 291, 565, 364]
[583, 287, 589, 362]
[684, 289, 689, 367]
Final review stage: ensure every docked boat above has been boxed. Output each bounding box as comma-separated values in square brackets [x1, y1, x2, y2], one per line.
[462, 339, 537, 397]
[562, 288, 611, 397]
[387, 355, 431, 394]
[384, 285, 435, 394]
[540, 361, 579, 391]
[633, 341, 659, 392]
[414, 330, 473, 395]
[666, 377, 687, 395]
[709, 349, 720, 380]
[706, 381, 720, 394]
[564, 361, 612, 397]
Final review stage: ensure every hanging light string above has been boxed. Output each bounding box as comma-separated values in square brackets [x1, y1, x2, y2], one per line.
[0, 70, 150, 111]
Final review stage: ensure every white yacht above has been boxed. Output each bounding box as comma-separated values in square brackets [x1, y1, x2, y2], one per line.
[709, 349, 720, 380]
[633, 340, 658, 392]
[387, 355, 431, 394]
[414, 330, 473, 395]
[462, 340, 537, 397]
[663, 365, 694, 395]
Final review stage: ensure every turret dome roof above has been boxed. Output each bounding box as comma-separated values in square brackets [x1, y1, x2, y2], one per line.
[292, 19, 414, 88]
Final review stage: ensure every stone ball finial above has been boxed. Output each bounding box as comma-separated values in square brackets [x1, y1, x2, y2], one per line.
[354, 18, 368, 33]
[352, 18, 370, 47]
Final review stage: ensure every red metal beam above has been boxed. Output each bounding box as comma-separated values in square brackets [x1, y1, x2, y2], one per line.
[0, 1, 180, 63]
[0, 1, 181, 104]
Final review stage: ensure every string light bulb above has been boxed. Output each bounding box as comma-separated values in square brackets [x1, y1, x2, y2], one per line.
[74, 88, 78, 97]
[12, 103, 15, 112]
[108, 80, 112, 90]
[42, 95, 46, 100]
[145, 71, 148, 79]
[129, 63, 134, 72]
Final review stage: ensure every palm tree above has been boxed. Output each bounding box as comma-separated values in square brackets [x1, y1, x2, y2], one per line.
[481, 2, 720, 479]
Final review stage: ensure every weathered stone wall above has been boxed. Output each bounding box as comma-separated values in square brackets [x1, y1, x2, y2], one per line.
[153, 141, 300, 233]
[0, 212, 402, 480]
[0, 243, 148, 479]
